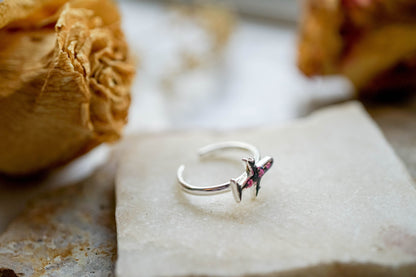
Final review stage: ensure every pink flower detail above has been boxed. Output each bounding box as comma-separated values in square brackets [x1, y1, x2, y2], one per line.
[258, 168, 264, 177]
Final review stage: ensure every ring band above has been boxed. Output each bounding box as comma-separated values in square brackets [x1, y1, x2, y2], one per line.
[177, 141, 273, 203]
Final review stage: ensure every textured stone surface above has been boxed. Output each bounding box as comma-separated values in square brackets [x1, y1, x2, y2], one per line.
[116, 102, 416, 277]
[367, 98, 416, 180]
[0, 161, 117, 277]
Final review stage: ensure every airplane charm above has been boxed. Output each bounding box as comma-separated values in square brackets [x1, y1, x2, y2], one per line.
[230, 156, 273, 203]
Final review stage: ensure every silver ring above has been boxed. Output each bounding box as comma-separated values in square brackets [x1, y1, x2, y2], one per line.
[177, 141, 273, 203]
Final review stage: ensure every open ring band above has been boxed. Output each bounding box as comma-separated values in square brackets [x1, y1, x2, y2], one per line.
[177, 141, 273, 203]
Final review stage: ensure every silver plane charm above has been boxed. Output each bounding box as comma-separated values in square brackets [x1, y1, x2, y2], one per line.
[230, 156, 273, 203]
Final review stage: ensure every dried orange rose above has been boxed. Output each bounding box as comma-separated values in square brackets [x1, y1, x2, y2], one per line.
[0, 0, 135, 175]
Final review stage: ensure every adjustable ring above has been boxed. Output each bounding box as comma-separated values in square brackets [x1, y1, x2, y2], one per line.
[177, 141, 273, 203]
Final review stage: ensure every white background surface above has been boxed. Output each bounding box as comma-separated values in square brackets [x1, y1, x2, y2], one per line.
[121, 1, 353, 132]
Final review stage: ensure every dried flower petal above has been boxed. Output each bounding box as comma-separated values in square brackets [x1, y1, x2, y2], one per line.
[0, 0, 135, 175]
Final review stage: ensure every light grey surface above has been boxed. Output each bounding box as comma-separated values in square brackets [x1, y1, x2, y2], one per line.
[116, 102, 416, 277]
[367, 99, 416, 181]
[0, 160, 117, 277]
[148, 0, 301, 22]
[0, 145, 110, 233]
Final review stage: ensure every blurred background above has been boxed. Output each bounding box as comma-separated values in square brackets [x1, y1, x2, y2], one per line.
[123, 0, 353, 132]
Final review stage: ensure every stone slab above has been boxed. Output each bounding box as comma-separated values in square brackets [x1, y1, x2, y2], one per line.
[115, 102, 416, 277]
[0, 161, 117, 277]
